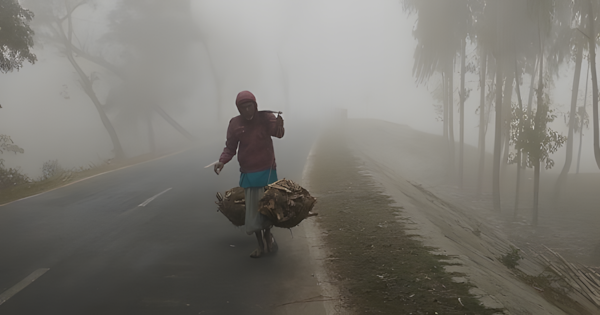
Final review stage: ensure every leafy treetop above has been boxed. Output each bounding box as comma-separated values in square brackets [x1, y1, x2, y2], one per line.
[0, 0, 37, 73]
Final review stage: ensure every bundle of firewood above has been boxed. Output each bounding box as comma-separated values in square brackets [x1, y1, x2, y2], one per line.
[215, 187, 246, 227]
[258, 179, 317, 228]
[215, 179, 317, 228]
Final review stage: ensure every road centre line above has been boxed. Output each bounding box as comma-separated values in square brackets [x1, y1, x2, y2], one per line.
[0, 268, 50, 306]
[138, 188, 172, 207]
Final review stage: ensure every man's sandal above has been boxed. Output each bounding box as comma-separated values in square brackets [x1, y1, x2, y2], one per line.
[250, 248, 262, 258]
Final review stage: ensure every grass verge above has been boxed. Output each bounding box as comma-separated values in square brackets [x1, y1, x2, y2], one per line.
[308, 130, 502, 314]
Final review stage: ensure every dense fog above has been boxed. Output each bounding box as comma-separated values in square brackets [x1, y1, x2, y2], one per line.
[1, 0, 599, 177]
[2, 1, 600, 312]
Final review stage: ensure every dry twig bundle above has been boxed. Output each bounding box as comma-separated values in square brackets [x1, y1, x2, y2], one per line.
[215, 179, 317, 228]
[258, 179, 317, 228]
[215, 187, 246, 226]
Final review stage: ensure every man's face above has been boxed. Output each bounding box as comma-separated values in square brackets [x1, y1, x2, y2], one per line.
[238, 102, 256, 120]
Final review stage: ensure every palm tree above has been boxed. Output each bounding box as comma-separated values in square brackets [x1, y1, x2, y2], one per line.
[553, 0, 589, 195]
[403, 0, 471, 182]
[587, 0, 600, 169]
[512, 59, 525, 219]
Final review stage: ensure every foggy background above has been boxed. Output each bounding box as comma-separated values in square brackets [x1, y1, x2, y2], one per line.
[1, 0, 599, 179]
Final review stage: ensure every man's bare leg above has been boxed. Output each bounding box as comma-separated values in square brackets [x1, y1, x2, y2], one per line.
[264, 228, 278, 253]
[250, 230, 264, 258]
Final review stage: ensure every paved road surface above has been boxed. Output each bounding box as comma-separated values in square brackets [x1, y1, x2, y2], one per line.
[0, 122, 323, 315]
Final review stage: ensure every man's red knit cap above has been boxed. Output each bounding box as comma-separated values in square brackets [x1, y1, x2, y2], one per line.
[235, 90, 257, 107]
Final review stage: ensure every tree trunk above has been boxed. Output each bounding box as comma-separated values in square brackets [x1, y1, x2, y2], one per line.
[208, 56, 223, 122]
[514, 59, 525, 220]
[555, 40, 584, 195]
[443, 73, 449, 142]
[65, 53, 125, 160]
[459, 38, 466, 188]
[477, 49, 488, 195]
[493, 2, 504, 212]
[532, 158, 540, 225]
[577, 107, 585, 174]
[152, 104, 196, 141]
[500, 69, 515, 176]
[277, 53, 290, 115]
[588, 0, 600, 169]
[527, 56, 539, 113]
[514, 149, 522, 220]
[58, 11, 125, 160]
[448, 59, 456, 181]
[493, 59, 503, 212]
[532, 15, 546, 226]
[146, 109, 155, 153]
[201, 41, 224, 122]
[521, 56, 539, 183]
[577, 65, 589, 174]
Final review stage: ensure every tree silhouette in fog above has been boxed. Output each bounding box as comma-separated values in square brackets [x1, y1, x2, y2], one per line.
[403, 0, 472, 183]
[22, 0, 197, 158]
[552, 0, 597, 195]
[104, 0, 198, 151]
[23, 0, 126, 159]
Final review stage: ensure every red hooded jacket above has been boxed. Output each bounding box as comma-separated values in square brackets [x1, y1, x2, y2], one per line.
[219, 91, 284, 173]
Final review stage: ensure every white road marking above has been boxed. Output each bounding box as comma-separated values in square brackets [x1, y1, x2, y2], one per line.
[138, 188, 172, 207]
[0, 144, 195, 208]
[0, 268, 50, 306]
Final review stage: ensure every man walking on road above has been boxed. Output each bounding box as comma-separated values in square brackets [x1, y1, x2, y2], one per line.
[214, 90, 285, 258]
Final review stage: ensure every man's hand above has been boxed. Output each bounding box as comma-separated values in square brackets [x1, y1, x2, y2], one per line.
[275, 114, 284, 138]
[214, 161, 224, 175]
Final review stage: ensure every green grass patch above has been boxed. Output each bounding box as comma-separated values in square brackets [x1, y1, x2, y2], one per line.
[499, 246, 522, 269]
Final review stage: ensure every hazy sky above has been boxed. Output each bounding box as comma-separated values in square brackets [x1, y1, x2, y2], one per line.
[191, 0, 435, 128]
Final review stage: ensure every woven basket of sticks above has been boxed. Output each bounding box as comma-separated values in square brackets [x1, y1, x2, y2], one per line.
[215, 179, 317, 228]
[215, 187, 246, 227]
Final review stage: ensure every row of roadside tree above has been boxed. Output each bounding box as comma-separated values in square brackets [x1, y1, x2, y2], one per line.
[403, 0, 600, 225]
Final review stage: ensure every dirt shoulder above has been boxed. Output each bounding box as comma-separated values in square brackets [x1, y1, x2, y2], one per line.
[306, 126, 502, 314]
[305, 119, 593, 314]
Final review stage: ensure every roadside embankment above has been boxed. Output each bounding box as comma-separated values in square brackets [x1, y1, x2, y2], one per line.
[305, 123, 505, 314]
[303, 118, 600, 314]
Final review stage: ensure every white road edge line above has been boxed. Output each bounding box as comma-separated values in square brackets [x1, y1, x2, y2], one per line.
[0, 268, 50, 306]
[0, 144, 196, 208]
[138, 188, 172, 207]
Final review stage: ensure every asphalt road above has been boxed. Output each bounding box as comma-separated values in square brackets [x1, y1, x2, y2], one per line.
[0, 122, 322, 315]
